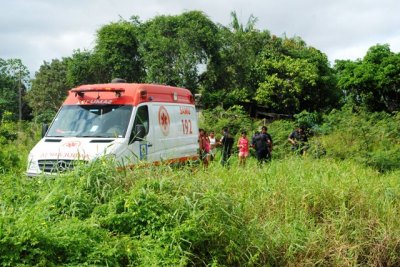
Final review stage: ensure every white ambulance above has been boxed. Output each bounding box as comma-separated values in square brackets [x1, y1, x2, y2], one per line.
[26, 81, 199, 176]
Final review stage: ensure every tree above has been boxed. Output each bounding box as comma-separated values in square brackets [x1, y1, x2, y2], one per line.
[66, 49, 99, 86]
[0, 58, 30, 120]
[93, 18, 145, 83]
[281, 38, 340, 112]
[140, 11, 219, 92]
[335, 44, 400, 112]
[199, 13, 339, 113]
[200, 11, 271, 107]
[254, 55, 318, 113]
[26, 59, 69, 122]
[253, 36, 340, 114]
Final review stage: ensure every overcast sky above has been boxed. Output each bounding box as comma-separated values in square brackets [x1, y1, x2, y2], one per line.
[1, 0, 399, 75]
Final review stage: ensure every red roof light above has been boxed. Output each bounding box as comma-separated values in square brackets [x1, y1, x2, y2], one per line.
[71, 87, 125, 97]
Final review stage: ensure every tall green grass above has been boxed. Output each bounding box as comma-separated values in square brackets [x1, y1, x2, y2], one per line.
[1, 156, 399, 266]
[0, 121, 40, 173]
[1, 111, 400, 265]
[316, 108, 400, 171]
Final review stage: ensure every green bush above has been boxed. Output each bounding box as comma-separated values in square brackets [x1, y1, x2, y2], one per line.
[0, 121, 40, 172]
[319, 107, 400, 171]
[267, 119, 295, 159]
[0, 114, 18, 145]
[199, 105, 254, 137]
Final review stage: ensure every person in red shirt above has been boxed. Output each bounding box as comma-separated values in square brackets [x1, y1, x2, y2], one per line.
[198, 128, 210, 167]
[237, 130, 250, 166]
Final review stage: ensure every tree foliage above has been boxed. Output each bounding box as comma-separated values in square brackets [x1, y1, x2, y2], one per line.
[26, 59, 69, 121]
[254, 55, 318, 112]
[93, 19, 145, 83]
[66, 49, 98, 86]
[199, 14, 340, 113]
[200, 12, 271, 107]
[24, 11, 400, 120]
[253, 37, 340, 114]
[0, 58, 30, 120]
[140, 11, 219, 92]
[335, 44, 400, 112]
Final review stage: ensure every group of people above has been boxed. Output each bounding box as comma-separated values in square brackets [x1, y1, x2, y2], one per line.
[198, 129, 217, 167]
[198, 126, 272, 167]
[199, 125, 308, 167]
[198, 127, 236, 167]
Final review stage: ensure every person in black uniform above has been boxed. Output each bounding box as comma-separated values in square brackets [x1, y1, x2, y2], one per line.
[252, 126, 273, 165]
[288, 125, 308, 155]
[220, 127, 234, 166]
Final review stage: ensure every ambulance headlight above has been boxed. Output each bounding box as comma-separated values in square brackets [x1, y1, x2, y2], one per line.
[27, 154, 39, 173]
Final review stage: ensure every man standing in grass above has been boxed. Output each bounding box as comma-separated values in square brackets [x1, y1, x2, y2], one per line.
[252, 126, 273, 165]
[288, 125, 308, 156]
[220, 127, 234, 166]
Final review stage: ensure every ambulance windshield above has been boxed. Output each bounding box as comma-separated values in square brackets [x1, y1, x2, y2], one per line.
[46, 105, 133, 138]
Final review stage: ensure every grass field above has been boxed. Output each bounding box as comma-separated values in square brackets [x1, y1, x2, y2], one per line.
[1, 153, 400, 266]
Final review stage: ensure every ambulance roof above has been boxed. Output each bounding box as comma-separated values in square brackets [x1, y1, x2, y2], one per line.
[64, 83, 195, 106]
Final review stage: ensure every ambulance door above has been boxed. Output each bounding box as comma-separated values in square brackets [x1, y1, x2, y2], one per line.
[125, 104, 154, 163]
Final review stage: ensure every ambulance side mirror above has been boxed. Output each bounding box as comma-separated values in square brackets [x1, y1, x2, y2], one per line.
[41, 124, 49, 138]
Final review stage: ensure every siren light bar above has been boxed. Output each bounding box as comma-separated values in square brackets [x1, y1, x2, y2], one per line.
[71, 87, 125, 97]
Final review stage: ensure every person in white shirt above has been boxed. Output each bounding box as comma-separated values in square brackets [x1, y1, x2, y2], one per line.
[208, 131, 217, 161]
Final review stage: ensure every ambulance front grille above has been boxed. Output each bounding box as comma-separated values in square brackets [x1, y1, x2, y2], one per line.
[38, 160, 84, 173]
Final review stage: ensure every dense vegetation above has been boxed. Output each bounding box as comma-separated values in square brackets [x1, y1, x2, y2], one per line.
[2, 156, 400, 266]
[1, 108, 400, 266]
[1, 9, 400, 266]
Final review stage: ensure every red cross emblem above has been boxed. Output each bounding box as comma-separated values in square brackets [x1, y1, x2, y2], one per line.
[158, 106, 170, 136]
[63, 141, 81, 148]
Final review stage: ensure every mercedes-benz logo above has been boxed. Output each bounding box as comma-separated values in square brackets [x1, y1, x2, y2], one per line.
[56, 160, 68, 172]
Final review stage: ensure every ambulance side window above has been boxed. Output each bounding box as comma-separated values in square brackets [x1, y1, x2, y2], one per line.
[129, 105, 149, 143]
